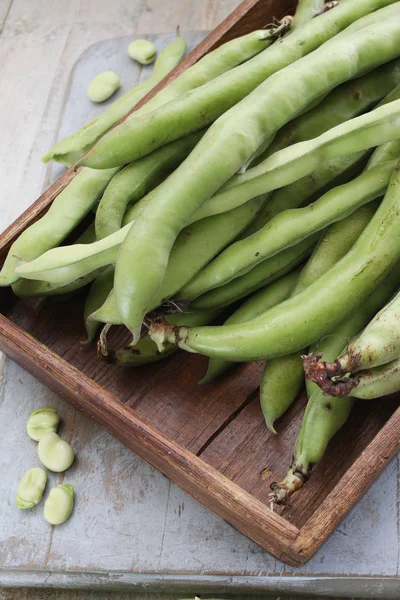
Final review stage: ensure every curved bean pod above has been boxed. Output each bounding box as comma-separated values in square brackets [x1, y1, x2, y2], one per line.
[151, 165, 400, 361]
[114, 17, 400, 342]
[15, 224, 131, 285]
[260, 202, 377, 432]
[201, 267, 302, 384]
[193, 98, 400, 224]
[304, 288, 400, 395]
[0, 168, 117, 287]
[80, 0, 398, 169]
[350, 357, 400, 399]
[189, 234, 320, 309]
[90, 197, 264, 325]
[271, 272, 400, 504]
[95, 131, 203, 239]
[42, 37, 187, 165]
[183, 160, 396, 298]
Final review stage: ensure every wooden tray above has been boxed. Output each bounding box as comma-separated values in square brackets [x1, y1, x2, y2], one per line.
[0, 0, 399, 567]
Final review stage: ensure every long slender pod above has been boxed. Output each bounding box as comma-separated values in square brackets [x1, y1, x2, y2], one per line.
[83, 266, 115, 344]
[350, 357, 400, 399]
[271, 272, 400, 504]
[42, 36, 187, 165]
[189, 234, 320, 309]
[200, 268, 302, 384]
[150, 165, 400, 361]
[0, 168, 118, 286]
[80, 1, 400, 169]
[291, 0, 326, 30]
[260, 202, 378, 432]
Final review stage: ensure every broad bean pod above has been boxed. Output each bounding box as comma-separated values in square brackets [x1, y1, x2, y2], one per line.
[201, 268, 302, 384]
[15, 224, 131, 285]
[90, 197, 264, 325]
[150, 164, 400, 361]
[80, 0, 399, 169]
[304, 288, 400, 396]
[183, 159, 397, 298]
[192, 98, 400, 225]
[189, 234, 320, 309]
[42, 37, 187, 165]
[114, 17, 400, 342]
[260, 203, 377, 432]
[95, 131, 203, 239]
[350, 356, 400, 400]
[290, 0, 326, 30]
[271, 272, 400, 504]
[83, 266, 115, 343]
[0, 168, 117, 287]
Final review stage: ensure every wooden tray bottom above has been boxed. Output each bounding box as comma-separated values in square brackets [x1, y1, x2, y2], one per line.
[5, 290, 398, 530]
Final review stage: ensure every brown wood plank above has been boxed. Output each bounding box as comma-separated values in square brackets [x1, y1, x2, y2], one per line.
[200, 387, 399, 529]
[0, 314, 300, 565]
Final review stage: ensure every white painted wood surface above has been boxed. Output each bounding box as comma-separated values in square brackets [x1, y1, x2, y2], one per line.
[0, 0, 399, 596]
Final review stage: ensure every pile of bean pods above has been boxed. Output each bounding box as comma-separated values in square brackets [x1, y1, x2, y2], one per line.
[4, 0, 400, 505]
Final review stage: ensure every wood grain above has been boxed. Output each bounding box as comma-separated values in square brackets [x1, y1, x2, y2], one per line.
[1, 0, 399, 569]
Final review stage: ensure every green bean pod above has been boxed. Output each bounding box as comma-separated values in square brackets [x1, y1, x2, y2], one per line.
[183, 160, 396, 299]
[151, 164, 400, 361]
[95, 131, 203, 239]
[42, 37, 187, 165]
[15, 224, 131, 285]
[271, 271, 400, 504]
[90, 197, 264, 325]
[259, 202, 377, 432]
[200, 268, 302, 384]
[0, 168, 117, 287]
[291, 0, 326, 30]
[101, 307, 219, 367]
[194, 99, 400, 225]
[350, 356, 400, 399]
[190, 234, 320, 309]
[80, 0, 399, 169]
[83, 266, 115, 343]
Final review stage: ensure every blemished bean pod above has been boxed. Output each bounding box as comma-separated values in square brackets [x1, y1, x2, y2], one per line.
[304, 288, 400, 396]
[83, 266, 115, 343]
[183, 160, 396, 299]
[200, 268, 302, 384]
[90, 197, 264, 325]
[80, 0, 399, 169]
[350, 356, 400, 400]
[42, 37, 187, 165]
[260, 202, 379, 433]
[150, 164, 400, 362]
[15, 223, 131, 285]
[271, 272, 400, 504]
[107, 18, 400, 343]
[192, 98, 400, 225]
[100, 307, 219, 367]
[189, 234, 320, 309]
[0, 168, 117, 287]
[95, 131, 203, 239]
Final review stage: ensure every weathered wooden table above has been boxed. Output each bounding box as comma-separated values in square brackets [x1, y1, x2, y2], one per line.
[0, 0, 399, 597]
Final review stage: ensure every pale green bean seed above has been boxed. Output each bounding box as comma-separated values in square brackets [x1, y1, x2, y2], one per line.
[26, 407, 60, 441]
[16, 468, 47, 510]
[38, 432, 74, 473]
[128, 39, 157, 65]
[87, 72, 120, 103]
[44, 484, 74, 525]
